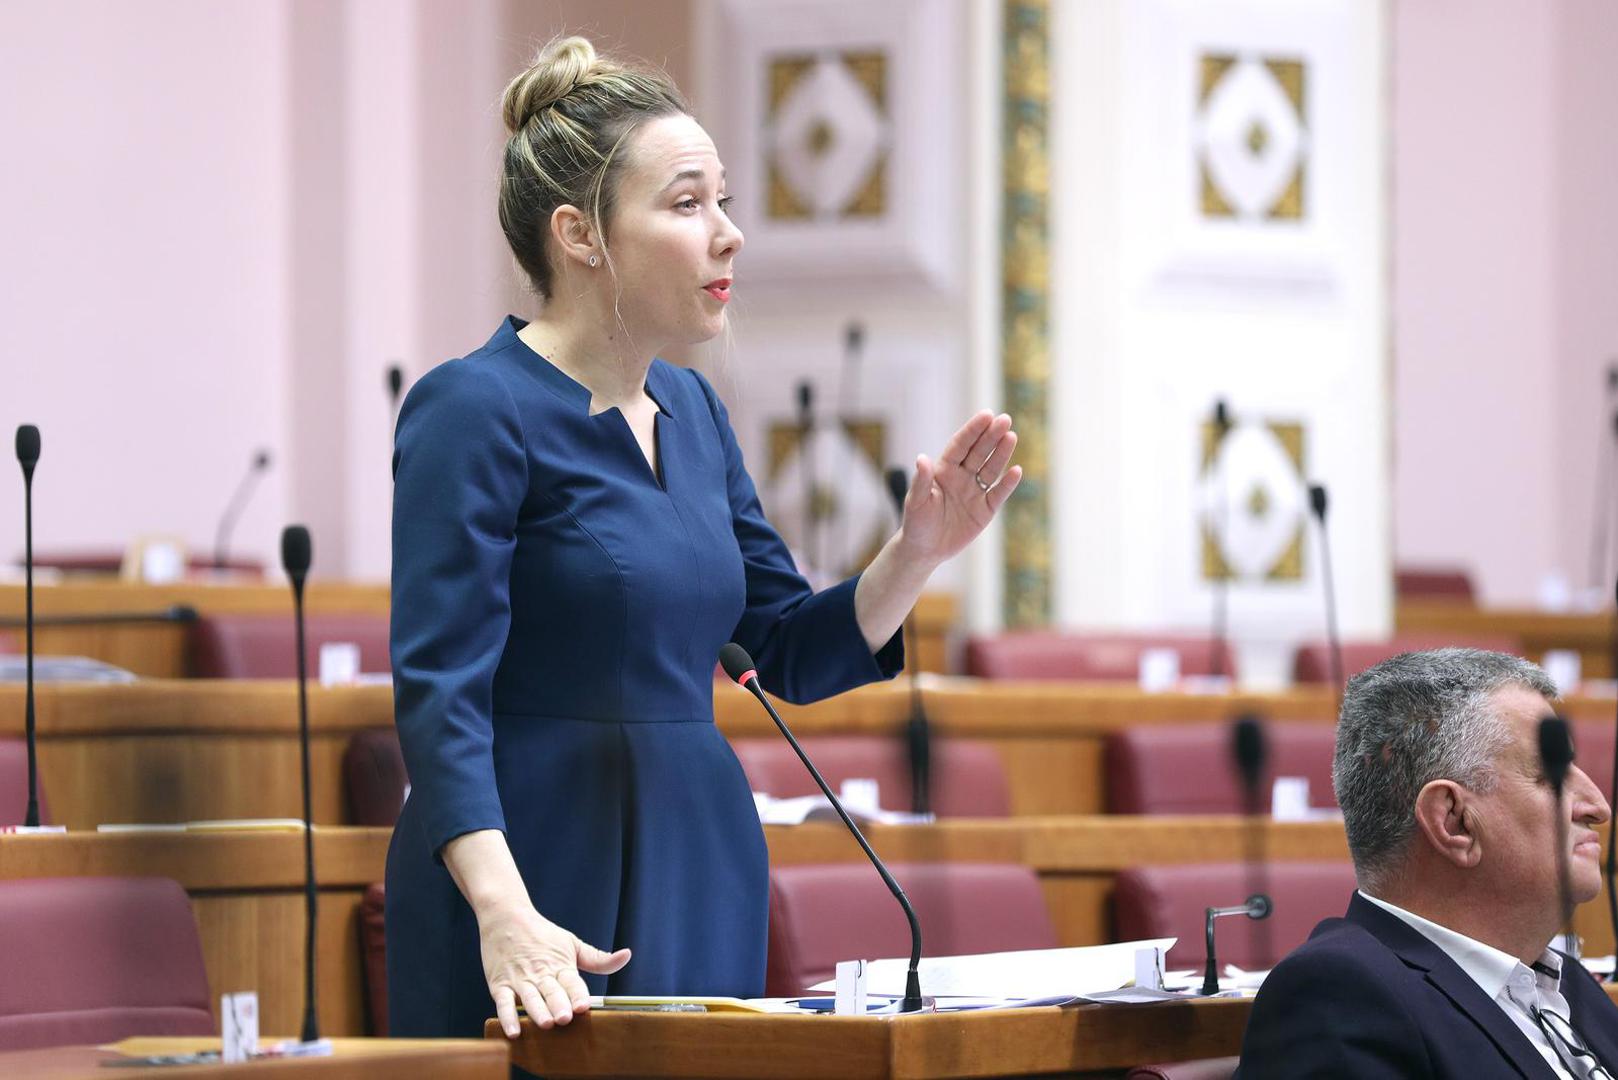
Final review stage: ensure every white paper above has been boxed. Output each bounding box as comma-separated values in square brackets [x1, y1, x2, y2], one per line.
[1138, 648, 1180, 692]
[807, 939, 1176, 999]
[835, 959, 868, 1015]
[319, 642, 361, 687]
[1270, 776, 1311, 821]
[753, 792, 932, 827]
[221, 992, 258, 1062]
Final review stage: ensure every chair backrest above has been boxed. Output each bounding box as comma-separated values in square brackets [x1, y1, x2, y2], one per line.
[1112, 861, 1357, 972]
[964, 632, 1232, 682]
[730, 736, 1011, 817]
[344, 729, 409, 827]
[1573, 721, 1614, 802]
[0, 738, 48, 827]
[1394, 566, 1476, 603]
[1291, 633, 1520, 685]
[0, 877, 213, 1049]
[188, 613, 391, 678]
[1124, 1059, 1240, 1080]
[359, 883, 388, 1037]
[1104, 721, 1338, 815]
[766, 862, 1057, 995]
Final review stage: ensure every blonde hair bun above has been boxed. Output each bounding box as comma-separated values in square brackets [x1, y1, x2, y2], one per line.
[502, 36, 611, 134]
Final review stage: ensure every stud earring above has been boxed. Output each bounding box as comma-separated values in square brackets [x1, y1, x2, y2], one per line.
[588, 255, 598, 268]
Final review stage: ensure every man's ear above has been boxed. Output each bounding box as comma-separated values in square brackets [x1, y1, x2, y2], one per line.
[1413, 779, 1481, 869]
[549, 204, 599, 268]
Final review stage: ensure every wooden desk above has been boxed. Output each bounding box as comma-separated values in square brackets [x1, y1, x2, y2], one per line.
[0, 828, 390, 1039]
[0, 1037, 505, 1079]
[10, 678, 1616, 824]
[0, 581, 389, 678]
[1398, 601, 1617, 678]
[496, 1001, 1250, 1079]
[0, 585, 956, 678]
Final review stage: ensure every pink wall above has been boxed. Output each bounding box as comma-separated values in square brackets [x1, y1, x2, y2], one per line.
[0, 2, 293, 576]
[1393, 0, 1618, 606]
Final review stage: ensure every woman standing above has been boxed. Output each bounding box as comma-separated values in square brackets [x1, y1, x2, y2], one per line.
[386, 36, 1021, 1040]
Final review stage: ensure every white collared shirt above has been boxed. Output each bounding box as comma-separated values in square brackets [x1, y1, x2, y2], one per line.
[1359, 890, 1610, 1079]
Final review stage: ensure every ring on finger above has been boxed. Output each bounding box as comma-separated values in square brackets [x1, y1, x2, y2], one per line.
[974, 469, 992, 493]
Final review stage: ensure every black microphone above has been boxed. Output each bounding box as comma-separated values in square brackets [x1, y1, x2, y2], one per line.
[1538, 716, 1576, 931]
[796, 381, 819, 577]
[1202, 714, 1273, 994]
[833, 324, 865, 572]
[280, 525, 322, 1045]
[15, 425, 40, 828]
[386, 364, 404, 409]
[720, 642, 926, 1012]
[1592, 395, 1618, 591]
[1209, 401, 1233, 679]
[1307, 483, 1344, 696]
[214, 450, 272, 570]
[885, 467, 930, 816]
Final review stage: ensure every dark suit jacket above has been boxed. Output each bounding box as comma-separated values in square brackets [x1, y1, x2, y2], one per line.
[1235, 893, 1618, 1078]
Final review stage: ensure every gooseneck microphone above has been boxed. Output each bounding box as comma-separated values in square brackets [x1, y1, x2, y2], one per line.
[214, 450, 271, 569]
[885, 467, 931, 815]
[281, 525, 321, 1044]
[1590, 369, 1618, 590]
[1200, 714, 1273, 994]
[1209, 401, 1232, 679]
[386, 364, 406, 437]
[720, 642, 926, 1012]
[796, 381, 819, 579]
[1308, 484, 1344, 696]
[15, 425, 41, 828]
[1538, 716, 1576, 931]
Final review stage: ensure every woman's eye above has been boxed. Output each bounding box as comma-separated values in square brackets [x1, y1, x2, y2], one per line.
[718, 195, 735, 214]
[676, 197, 700, 211]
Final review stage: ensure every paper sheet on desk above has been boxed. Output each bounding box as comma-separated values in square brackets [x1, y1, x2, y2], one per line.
[806, 940, 1176, 999]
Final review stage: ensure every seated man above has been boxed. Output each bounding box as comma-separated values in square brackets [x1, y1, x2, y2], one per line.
[1236, 649, 1618, 1078]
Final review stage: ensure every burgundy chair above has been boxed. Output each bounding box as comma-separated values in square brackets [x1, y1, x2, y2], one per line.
[1395, 565, 1477, 604]
[731, 736, 1011, 817]
[1104, 722, 1338, 815]
[767, 862, 1058, 995]
[359, 883, 388, 1036]
[1125, 1061, 1239, 1080]
[1573, 721, 1614, 800]
[964, 632, 1232, 682]
[0, 739, 48, 827]
[0, 877, 213, 1049]
[344, 728, 409, 826]
[187, 613, 391, 678]
[1112, 861, 1357, 972]
[1291, 634, 1520, 685]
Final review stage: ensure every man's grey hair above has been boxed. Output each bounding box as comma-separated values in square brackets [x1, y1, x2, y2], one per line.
[1332, 648, 1557, 890]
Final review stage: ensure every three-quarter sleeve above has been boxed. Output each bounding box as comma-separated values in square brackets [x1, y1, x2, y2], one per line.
[689, 369, 903, 704]
[390, 361, 527, 859]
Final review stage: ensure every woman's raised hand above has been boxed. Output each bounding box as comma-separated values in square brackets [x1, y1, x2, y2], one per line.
[479, 900, 631, 1037]
[895, 411, 1022, 566]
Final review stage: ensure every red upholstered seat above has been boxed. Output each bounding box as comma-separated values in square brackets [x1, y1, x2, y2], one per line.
[1112, 861, 1357, 972]
[187, 613, 391, 678]
[1104, 722, 1338, 815]
[0, 877, 213, 1049]
[1573, 721, 1615, 800]
[344, 729, 409, 827]
[766, 862, 1057, 995]
[1291, 633, 1520, 685]
[0, 739, 49, 827]
[359, 883, 388, 1036]
[730, 736, 1011, 817]
[1125, 1060, 1239, 1080]
[964, 632, 1232, 681]
[1395, 565, 1477, 603]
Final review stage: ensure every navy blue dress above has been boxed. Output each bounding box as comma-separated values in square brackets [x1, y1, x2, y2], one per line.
[385, 316, 902, 1038]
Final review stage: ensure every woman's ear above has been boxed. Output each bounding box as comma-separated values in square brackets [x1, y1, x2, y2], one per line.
[1413, 779, 1482, 869]
[549, 204, 600, 269]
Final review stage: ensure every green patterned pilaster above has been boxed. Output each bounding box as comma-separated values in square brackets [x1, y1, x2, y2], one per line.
[1001, 0, 1052, 627]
